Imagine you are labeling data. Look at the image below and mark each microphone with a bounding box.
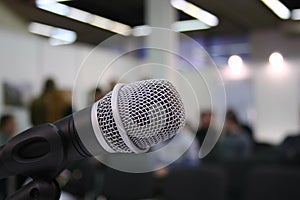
[0,79,185,179]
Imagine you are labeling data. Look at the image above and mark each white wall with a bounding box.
[252,61,300,143]
[0,27,140,132]
[250,30,300,143]
[222,61,300,144]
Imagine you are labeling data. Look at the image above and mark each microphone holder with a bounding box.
[0,120,89,200]
[6,179,61,200]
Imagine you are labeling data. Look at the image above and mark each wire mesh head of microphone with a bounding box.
[94,79,186,153]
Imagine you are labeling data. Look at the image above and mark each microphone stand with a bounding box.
[0,119,91,200]
[6,179,61,200]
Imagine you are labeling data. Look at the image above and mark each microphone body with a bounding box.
[0,79,185,179]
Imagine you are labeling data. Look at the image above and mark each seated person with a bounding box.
[216,110,252,161]
[279,132,300,165]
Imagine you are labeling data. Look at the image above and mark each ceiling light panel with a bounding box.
[28,22,77,45]
[291,9,300,20]
[36,0,132,36]
[171,0,219,27]
[261,0,291,19]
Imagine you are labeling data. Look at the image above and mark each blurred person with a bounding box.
[30,78,69,125]
[279,134,300,165]
[0,114,15,145]
[216,110,253,161]
[30,79,54,125]
[94,87,104,102]
[170,123,200,168]
[153,123,200,179]
[0,114,16,199]
[88,87,104,104]
[108,80,118,92]
[241,123,255,144]
[196,110,217,146]
[279,109,300,165]
[152,123,200,198]
[196,110,220,162]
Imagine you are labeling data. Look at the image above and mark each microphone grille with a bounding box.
[118,79,185,151]
[96,92,132,153]
[96,79,185,153]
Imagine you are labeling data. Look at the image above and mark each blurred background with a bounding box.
[0,0,300,199]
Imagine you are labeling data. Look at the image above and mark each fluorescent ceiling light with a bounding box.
[261,0,290,19]
[132,20,210,37]
[28,22,53,37]
[28,22,77,45]
[36,0,69,16]
[110,22,132,36]
[291,9,300,20]
[172,20,210,32]
[36,0,131,36]
[49,38,73,46]
[89,16,131,36]
[132,25,152,36]
[51,26,76,42]
[171,0,219,27]
[68,7,93,23]
[90,16,112,29]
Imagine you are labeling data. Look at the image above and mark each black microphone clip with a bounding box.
[0,115,90,180]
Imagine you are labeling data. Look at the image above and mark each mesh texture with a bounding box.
[96,92,131,153]
[96,79,185,153]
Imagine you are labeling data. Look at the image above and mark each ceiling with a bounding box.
[3,0,300,45]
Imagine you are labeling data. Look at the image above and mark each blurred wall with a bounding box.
[0,2,140,132]
[250,30,300,143]
[0,2,299,144]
